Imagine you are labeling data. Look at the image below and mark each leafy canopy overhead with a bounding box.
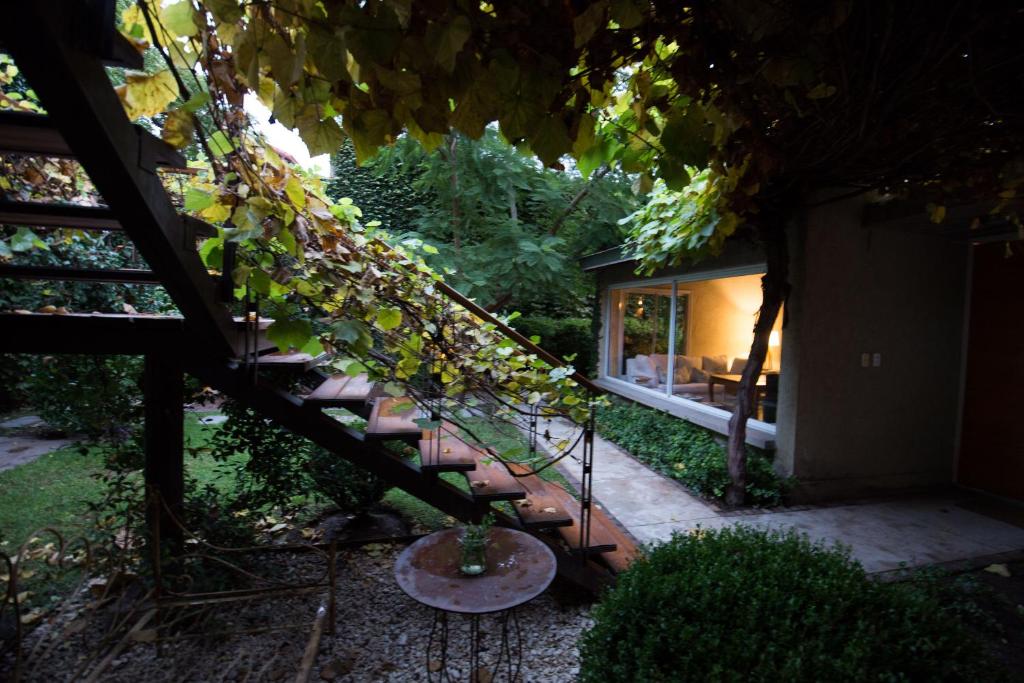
[127,0,1022,273]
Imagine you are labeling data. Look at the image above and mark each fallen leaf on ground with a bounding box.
[20,609,43,625]
[984,563,1011,578]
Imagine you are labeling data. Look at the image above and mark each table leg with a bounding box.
[708,377,714,402]
[491,610,524,679]
[427,609,452,682]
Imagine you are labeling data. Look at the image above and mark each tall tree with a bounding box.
[332,129,634,314]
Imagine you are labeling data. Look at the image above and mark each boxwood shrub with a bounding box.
[596,397,785,505]
[580,526,1002,682]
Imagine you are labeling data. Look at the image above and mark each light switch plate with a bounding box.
[861,353,870,368]
[872,352,882,367]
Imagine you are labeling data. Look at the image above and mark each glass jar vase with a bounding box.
[459,534,487,576]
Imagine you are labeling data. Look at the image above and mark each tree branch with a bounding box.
[548,165,611,235]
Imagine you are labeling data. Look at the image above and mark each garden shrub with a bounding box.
[19,355,144,439]
[309,449,388,512]
[208,399,386,514]
[580,526,1003,683]
[512,315,598,375]
[596,397,785,505]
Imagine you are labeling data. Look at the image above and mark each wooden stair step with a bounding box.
[506,464,574,530]
[0,264,161,284]
[302,373,375,407]
[0,201,218,242]
[462,447,527,502]
[0,200,119,230]
[365,397,425,441]
[418,435,478,473]
[0,111,187,168]
[253,351,328,371]
[544,483,624,557]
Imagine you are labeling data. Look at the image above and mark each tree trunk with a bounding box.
[724,220,789,506]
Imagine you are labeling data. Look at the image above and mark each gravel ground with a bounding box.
[10,543,592,682]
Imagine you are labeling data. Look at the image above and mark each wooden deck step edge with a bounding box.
[544,483,621,556]
[302,373,375,406]
[251,351,329,371]
[364,396,425,440]
[506,463,574,529]
[461,445,527,502]
[417,435,477,473]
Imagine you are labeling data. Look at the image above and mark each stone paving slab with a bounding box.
[0,435,74,472]
[539,417,1024,574]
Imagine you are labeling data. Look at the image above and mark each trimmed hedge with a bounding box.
[596,397,785,505]
[511,315,597,376]
[580,526,1002,682]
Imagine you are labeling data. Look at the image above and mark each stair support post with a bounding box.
[144,354,185,569]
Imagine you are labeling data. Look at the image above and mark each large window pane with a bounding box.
[607,284,672,388]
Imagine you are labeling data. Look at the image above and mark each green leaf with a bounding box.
[161,1,198,38]
[182,90,211,114]
[184,188,215,211]
[529,116,572,166]
[610,0,644,29]
[307,25,350,82]
[0,240,10,258]
[376,306,402,331]
[11,227,47,252]
[267,318,313,352]
[428,15,471,73]
[660,107,711,168]
[658,157,691,191]
[297,109,346,157]
[574,1,608,47]
[208,130,235,157]
[422,244,439,254]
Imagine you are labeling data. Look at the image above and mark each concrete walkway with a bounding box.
[0,415,73,473]
[541,418,1024,574]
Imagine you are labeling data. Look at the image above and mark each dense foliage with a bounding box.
[324,140,423,237]
[596,398,785,505]
[511,316,598,377]
[580,526,1003,682]
[356,130,633,312]
[207,399,387,513]
[19,355,143,439]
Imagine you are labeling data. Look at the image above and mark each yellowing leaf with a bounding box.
[115,70,179,121]
[201,201,232,224]
[806,83,837,99]
[161,108,194,148]
[930,204,946,224]
[284,176,306,208]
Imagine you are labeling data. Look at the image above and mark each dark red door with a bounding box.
[958,241,1024,501]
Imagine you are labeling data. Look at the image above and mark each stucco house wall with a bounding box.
[781,196,969,500]
[587,195,970,502]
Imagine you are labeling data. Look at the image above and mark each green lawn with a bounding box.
[0,412,577,546]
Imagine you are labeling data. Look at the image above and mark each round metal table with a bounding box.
[394,527,557,682]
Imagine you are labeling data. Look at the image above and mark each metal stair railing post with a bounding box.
[579,394,596,564]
